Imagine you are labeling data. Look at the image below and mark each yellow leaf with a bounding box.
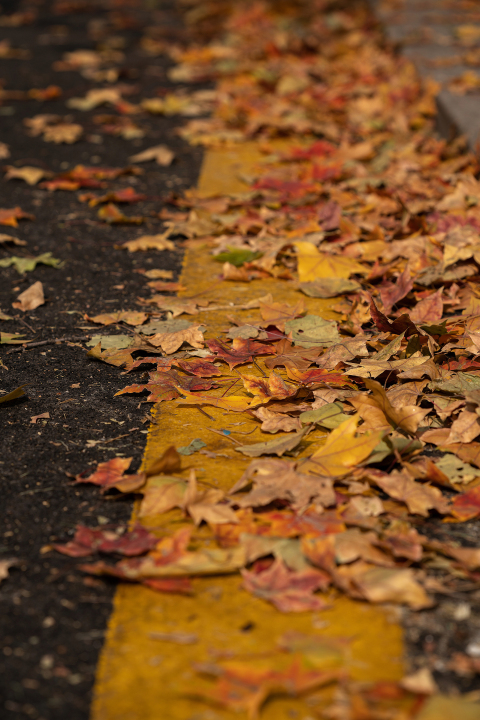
[295,241,367,282]
[302,414,383,477]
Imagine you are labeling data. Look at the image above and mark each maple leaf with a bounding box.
[240,370,296,405]
[80,187,147,206]
[129,144,175,166]
[236,428,309,458]
[54,523,158,558]
[148,325,205,354]
[191,655,342,719]
[410,288,444,324]
[98,203,144,224]
[241,559,329,612]
[450,485,480,521]
[4,165,51,185]
[372,470,450,516]
[86,311,147,326]
[146,296,198,317]
[0,207,34,227]
[12,281,44,311]
[446,409,480,444]
[340,563,433,610]
[258,295,305,331]
[43,122,83,143]
[284,315,340,348]
[264,339,320,371]
[75,457,145,493]
[231,457,335,511]
[362,379,430,435]
[207,338,275,369]
[302,415,383,477]
[285,366,356,387]
[117,234,175,252]
[174,358,221,377]
[87,342,140,369]
[117,369,218,403]
[252,406,302,433]
[369,296,418,336]
[379,267,413,314]
[295,241,367,281]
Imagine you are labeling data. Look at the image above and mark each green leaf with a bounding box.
[86,335,133,350]
[0,252,63,274]
[284,315,339,348]
[177,438,207,455]
[428,372,480,395]
[0,332,26,344]
[0,385,26,405]
[300,403,348,429]
[235,428,308,458]
[138,319,193,336]
[214,248,262,267]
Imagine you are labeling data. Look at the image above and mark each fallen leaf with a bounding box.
[0,252,62,274]
[410,288,444,324]
[4,165,51,185]
[98,203,144,224]
[149,324,205,354]
[0,233,26,246]
[0,386,26,404]
[241,559,329,612]
[284,315,340,348]
[298,278,361,298]
[264,339,321,371]
[363,379,430,435]
[75,457,145,493]
[87,311,147,326]
[129,144,175,166]
[400,667,437,695]
[231,457,335,511]
[295,241,367,281]
[54,523,158,558]
[30,412,50,424]
[12,281,44,311]
[450,485,480,521]
[372,470,449,516]
[240,370,296,406]
[0,558,16,584]
[235,428,309,458]
[252,406,302,433]
[302,415,383,477]
[119,232,171,251]
[207,338,275,369]
[0,207,34,227]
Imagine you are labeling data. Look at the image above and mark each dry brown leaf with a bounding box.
[129,144,175,166]
[118,234,175,252]
[149,325,204,354]
[252,406,302,433]
[4,165,51,185]
[231,457,335,511]
[372,470,450,516]
[12,281,44,311]
[302,415,383,477]
[363,379,430,435]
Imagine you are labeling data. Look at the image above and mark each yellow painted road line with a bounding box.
[91,143,404,720]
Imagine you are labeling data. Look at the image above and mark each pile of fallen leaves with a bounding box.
[22,0,480,715]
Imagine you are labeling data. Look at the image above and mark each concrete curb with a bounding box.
[369,0,480,150]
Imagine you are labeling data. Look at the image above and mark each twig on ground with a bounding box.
[5,336,92,354]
